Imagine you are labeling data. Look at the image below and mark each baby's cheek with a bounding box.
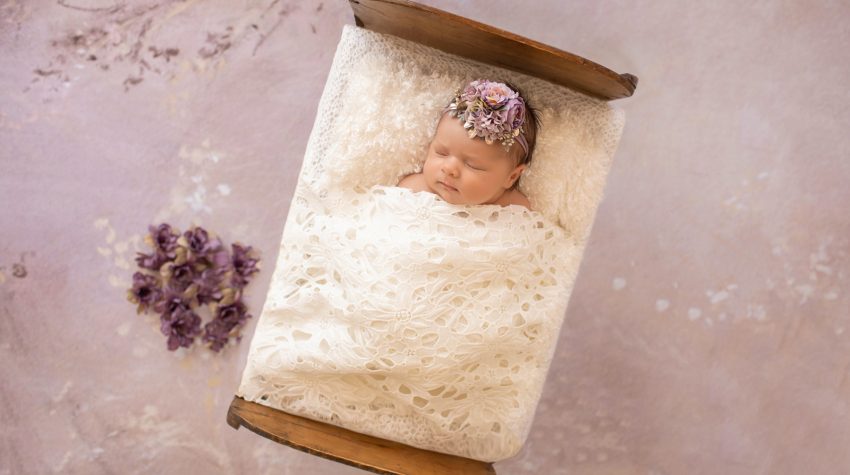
[472,174,494,189]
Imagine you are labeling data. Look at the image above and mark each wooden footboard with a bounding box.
[226,396,497,475]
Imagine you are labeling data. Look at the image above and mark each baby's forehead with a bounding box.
[432,128,518,163]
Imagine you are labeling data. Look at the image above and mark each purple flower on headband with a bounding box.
[506,100,526,130]
[480,81,517,108]
[449,79,526,151]
[461,81,481,102]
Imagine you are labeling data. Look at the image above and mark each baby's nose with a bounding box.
[442,157,460,176]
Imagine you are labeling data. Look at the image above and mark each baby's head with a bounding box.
[423,79,541,206]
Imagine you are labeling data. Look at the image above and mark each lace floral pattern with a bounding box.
[238,186,581,461]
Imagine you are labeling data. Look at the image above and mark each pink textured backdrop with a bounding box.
[1,1,848,474]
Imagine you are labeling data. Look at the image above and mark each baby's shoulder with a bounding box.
[497,189,532,210]
[397,172,428,192]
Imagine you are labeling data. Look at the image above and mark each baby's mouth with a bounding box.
[438,181,458,192]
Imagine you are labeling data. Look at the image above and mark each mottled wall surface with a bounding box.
[1,1,848,474]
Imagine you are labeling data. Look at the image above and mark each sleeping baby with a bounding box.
[398,79,541,210]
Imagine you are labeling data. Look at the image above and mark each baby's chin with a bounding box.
[440,195,468,205]
[427,178,487,205]
[437,189,485,206]
[430,182,467,205]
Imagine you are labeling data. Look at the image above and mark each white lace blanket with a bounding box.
[237,185,581,461]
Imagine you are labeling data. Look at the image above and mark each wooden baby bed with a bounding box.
[226,1,637,474]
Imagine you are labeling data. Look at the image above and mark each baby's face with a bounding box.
[422,114,525,206]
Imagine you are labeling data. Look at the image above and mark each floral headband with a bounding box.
[443,79,529,159]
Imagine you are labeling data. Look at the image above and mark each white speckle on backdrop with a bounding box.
[116,322,132,337]
[688,307,702,321]
[51,381,73,403]
[745,304,767,322]
[612,277,626,290]
[795,284,815,304]
[132,346,149,358]
[154,139,229,223]
[94,217,140,288]
[708,289,730,304]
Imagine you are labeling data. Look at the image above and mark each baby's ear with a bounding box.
[506,163,526,187]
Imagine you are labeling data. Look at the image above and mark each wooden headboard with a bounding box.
[349,0,638,101]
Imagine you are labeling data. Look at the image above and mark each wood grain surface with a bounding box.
[227,396,497,475]
[349,0,638,100]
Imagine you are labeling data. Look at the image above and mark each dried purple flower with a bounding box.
[202,319,231,352]
[128,221,260,354]
[151,223,180,255]
[134,251,168,271]
[135,223,181,271]
[127,271,162,314]
[217,300,252,326]
[153,288,192,321]
[182,226,224,261]
[230,243,260,288]
[162,261,196,293]
[160,308,202,351]
[216,286,242,308]
[203,300,252,352]
[208,247,232,271]
[192,267,224,305]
